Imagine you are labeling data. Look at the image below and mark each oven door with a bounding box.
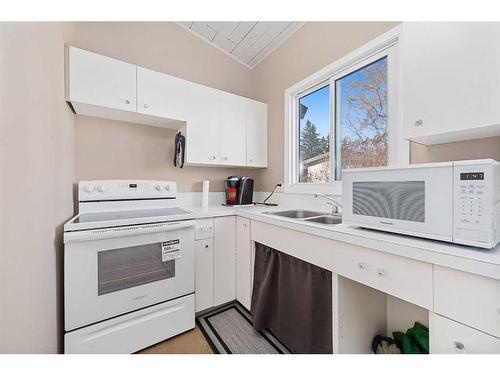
[64,220,195,331]
[342,164,453,242]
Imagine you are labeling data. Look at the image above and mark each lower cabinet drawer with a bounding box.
[434,266,500,338]
[65,294,195,353]
[195,219,214,240]
[333,242,433,309]
[431,313,500,354]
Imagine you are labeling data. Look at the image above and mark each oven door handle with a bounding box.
[64,220,195,243]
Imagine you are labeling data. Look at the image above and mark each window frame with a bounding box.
[284,26,405,195]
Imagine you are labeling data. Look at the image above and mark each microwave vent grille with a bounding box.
[352,181,425,223]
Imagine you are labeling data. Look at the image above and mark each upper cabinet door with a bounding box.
[136,67,188,121]
[401,23,500,140]
[185,83,220,164]
[219,92,247,166]
[246,100,268,167]
[66,46,136,112]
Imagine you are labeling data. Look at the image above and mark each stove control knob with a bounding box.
[96,185,106,193]
[83,185,95,193]
[164,185,170,191]
[155,185,162,191]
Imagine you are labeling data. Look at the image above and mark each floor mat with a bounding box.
[196,302,291,354]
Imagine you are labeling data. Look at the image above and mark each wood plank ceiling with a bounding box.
[178,22,303,68]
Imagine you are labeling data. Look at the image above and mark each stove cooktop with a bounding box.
[64,207,194,232]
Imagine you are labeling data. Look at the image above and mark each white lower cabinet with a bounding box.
[214,216,237,305]
[195,238,214,312]
[194,217,237,312]
[236,217,252,310]
[434,265,500,338]
[431,313,500,354]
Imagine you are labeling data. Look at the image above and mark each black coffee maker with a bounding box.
[225,176,254,206]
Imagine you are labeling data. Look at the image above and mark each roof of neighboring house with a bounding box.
[302,152,329,166]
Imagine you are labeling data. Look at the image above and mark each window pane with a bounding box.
[335,57,387,179]
[298,85,330,183]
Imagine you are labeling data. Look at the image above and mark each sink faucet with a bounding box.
[313,193,342,215]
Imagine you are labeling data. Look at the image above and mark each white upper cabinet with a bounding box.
[219,92,247,166]
[246,99,268,167]
[184,83,220,165]
[136,66,187,121]
[401,23,500,144]
[183,87,268,168]
[66,46,136,112]
[66,46,268,167]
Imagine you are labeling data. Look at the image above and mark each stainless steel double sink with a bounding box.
[264,209,342,226]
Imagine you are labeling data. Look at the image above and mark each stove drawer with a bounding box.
[65,294,195,353]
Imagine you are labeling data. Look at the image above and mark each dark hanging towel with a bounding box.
[251,242,333,354]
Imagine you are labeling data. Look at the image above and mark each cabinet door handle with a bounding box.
[453,341,465,353]
[358,262,368,270]
[205,244,209,248]
[249,158,254,163]
[144,104,149,108]
[125,99,130,104]
[376,268,385,277]
[414,119,423,127]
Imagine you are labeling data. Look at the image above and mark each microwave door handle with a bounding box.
[64,220,195,243]
[164,221,194,231]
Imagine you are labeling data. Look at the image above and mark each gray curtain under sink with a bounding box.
[251,242,333,354]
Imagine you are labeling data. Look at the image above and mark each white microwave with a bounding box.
[342,159,500,249]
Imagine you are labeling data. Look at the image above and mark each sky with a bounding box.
[299,85,330,138]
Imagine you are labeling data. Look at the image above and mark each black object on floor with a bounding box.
[196,302,290,354]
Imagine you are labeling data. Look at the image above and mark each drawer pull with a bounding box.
[453,341,465,353]
[358,262,368,270]
[376,269,385,277]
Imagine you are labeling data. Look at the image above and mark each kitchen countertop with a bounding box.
[186,204,500,281]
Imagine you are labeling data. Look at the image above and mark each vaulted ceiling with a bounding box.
[178,22,304,69]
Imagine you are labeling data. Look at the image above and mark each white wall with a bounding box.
[0,22,75,353]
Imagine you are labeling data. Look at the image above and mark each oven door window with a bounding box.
[97,243,175,296]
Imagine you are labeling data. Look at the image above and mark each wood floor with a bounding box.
[137,325,214,354]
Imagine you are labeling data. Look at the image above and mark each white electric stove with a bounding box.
[63,180,195,354]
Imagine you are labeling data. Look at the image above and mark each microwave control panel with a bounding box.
[453,162,494,247]
[457,174,485,225]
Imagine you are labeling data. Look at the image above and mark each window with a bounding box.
[284,32,401,194]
